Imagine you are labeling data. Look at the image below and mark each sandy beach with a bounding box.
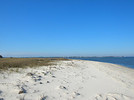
[0,60,134,100]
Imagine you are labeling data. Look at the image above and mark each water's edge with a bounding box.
[65,57,134,69]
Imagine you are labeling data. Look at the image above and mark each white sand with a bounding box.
[0,60,134,100]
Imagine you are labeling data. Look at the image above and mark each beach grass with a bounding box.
[0,58,68,71]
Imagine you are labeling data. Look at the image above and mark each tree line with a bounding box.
[0,55,3,58]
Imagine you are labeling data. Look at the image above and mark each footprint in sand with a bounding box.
[56,85,68,90]
[59,85,67,90]
[0,90,2,94]
[93,93,134,100]
[71,92,81,99]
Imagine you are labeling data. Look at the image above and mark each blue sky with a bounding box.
[0,0,134,57]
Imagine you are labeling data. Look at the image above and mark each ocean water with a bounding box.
[67,57,134,69]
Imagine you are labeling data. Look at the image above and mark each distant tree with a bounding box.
[0,55,3,58]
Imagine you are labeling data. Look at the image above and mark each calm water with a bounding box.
[66,57,134,69]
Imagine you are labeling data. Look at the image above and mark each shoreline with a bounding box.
[72,59,134,71]
[68,57,134,69]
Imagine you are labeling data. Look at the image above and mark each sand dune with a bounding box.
[0,60,134,100]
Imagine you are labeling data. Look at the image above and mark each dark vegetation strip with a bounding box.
[0,58,69,70]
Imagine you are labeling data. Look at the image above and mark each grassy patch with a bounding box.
[0,58,69,71]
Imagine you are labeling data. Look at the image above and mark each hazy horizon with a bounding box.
[2,52,134,57]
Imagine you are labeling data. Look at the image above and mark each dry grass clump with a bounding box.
[0,58,68,71]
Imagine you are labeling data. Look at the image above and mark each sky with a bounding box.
[0,0,134,57]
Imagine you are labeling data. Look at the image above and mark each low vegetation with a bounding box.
[0,58,68,71]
